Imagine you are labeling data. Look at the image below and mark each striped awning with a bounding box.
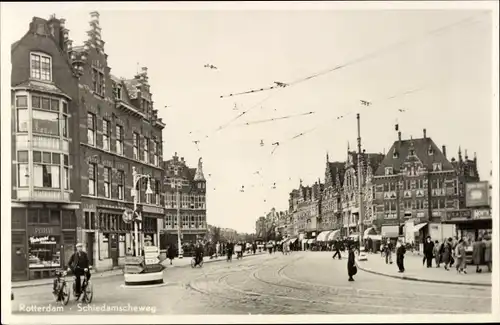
[316,230,333,242]
[289,238,297,244]
[306,239,316,244]
[326,230,341,241]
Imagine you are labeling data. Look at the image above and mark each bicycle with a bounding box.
[52,270,70,305]
[191,256,204,268]
[71,267,93,303]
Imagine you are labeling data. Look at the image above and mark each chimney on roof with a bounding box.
[423,129,427,139]
[442,145,447,159]
[398,131,401,142]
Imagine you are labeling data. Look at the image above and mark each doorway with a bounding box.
[86,232,95,266]
[12,233,27,281]
[109,233,119,267]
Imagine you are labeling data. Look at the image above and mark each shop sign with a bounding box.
[29,236,57,244]
[465,181,489,208]
[473,209,491,220]
[29,226,59,235]
[142,205,164,214]
[445,210,472,220]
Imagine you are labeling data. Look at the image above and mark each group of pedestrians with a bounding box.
[425,235,492,274]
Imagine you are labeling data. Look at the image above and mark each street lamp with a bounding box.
[131,166,153,257]
[170,179,183,259]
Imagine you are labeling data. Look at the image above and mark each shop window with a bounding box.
[39,209,49,223]
[119,234,125,257]
[50,210,60,225]
[62,210,76,229]
[28,235,60,269]
[100,233,109,259]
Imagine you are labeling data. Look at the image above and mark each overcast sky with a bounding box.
[1,3,495,233]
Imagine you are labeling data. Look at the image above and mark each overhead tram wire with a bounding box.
[232,111,316,128]
[266,84,428,157]
[218,12,488,99]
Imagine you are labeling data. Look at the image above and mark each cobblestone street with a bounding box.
[11,252,491,315]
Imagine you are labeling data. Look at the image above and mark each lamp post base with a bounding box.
[124,272,164,286]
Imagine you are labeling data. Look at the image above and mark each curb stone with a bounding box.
[356,262,492,287]
[12,252,266,289]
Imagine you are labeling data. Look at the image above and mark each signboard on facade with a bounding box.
[465,181,489,208]
[473,209,491,220]
[445,209,472,221]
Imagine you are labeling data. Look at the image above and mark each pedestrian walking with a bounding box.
[332,240,342,260]
[433,240,441,267]
[166,245,176,265]
[472,237,485,273]
[347,245,357,282]
[380,242,385,257]
[484,235,492,272]
[442,237,453,271]
[396,239,406,273]
[455,239,467,274]
[384,239,393,264]
[423,236,434,268]
[227,241,234,262]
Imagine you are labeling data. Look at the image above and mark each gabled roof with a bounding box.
[374,137,454,176]
[327,161,345,186]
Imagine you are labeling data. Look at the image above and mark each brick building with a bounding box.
[288,180,322,247]
[11,15,81,281]
[318,156,344,240]
[255,216,266,241]
[372,129,480,243]
[72,12,165,271]
[161,154,207,247]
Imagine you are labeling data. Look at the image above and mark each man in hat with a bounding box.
[67,243,90,300]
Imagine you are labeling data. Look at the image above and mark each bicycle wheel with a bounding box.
[198,260,204,268]
[191,258,196,268]
[83,280,93,303]
[61,282,70,305]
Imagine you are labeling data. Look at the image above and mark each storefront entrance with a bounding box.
[109,233,119,267]
[12,233,28,281]
[86,232,95,266]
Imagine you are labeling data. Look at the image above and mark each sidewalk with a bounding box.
[356,252,492,287]
[12,252,265,289]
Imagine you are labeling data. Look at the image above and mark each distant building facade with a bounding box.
[162,154,207,247]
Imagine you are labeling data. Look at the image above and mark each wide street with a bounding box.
[11,251,491,315]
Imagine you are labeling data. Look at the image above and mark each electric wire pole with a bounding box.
[357,113,365,251]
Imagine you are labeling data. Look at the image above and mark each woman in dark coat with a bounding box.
[347,245,357,282]
[442,238,453,270]
[484,235,492,272]
[423,236,434,268]
[166,245,176,265]
[472,238,485,273]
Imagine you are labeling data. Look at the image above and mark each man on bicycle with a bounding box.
[194,241,204,266]
[67,243,90,300]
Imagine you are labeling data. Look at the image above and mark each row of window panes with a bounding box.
[31,53,51,81]
[16,95,69,137]
[17,151,69,189]
[27,209,76,228]
[88,113,161,164]
[88,163,161,204]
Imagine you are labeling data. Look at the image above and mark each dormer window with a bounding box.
[409,149,415,156]
[428,145,434,155]
[114,83,122,100]
[393,150,399,159]
[30,52,52,81]
[433,163,442,171]
[385,167,393,175]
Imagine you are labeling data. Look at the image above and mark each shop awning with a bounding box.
[306,239,315,244]
[366,234,382,241]
[289,238,297,243]
[381,225,399,238]
[364,227,376,237]
[413,223,428,233]
[326,230,341,241]
[316,230,333,242]
[348,233,359,240]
